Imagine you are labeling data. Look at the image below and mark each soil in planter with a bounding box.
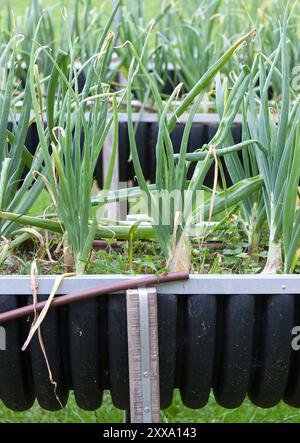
[0,217,270,276]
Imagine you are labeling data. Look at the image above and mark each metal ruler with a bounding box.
[126,287,160,423]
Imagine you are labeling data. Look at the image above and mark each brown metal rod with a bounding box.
[93,240,226,250]
[92,240,123,249]
[0,272,189,324]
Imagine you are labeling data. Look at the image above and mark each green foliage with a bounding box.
[126,32,261,270]
[243,4,300,272]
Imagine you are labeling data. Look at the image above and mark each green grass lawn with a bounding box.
[1,391,300,423]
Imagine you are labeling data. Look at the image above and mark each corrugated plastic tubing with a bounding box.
[1,281,300,411]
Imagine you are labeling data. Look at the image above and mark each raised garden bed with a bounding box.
[111,113,242,186]
[10,112,242,188]
[0,275,299,412]
[2,0,300,425]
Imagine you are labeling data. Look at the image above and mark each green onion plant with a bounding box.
[0,35,44,262]
[26,13,120,274]
[126,30,262,272]
[244,7,300,272]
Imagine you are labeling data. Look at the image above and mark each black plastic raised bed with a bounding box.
[0,275,299,413]
[11,112,242,189]
[101,113,242,187]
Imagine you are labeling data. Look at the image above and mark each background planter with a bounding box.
[0,275,299,412]
[97,113,242,188]
[10,113,242,188]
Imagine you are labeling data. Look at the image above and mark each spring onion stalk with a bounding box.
[161,1,222,92]
[126,33,262,271]
[0,174,263,243]
[117,1,172,104]
[244,5,300,273]
[0,35,44,246]
[17,0,55,79]
[214,71,266,253]
[29,13,119,274]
